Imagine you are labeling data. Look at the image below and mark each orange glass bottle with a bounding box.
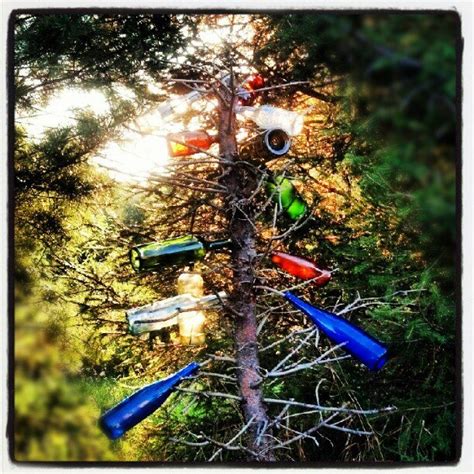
[271,251,331,286]
[167,130,216,157]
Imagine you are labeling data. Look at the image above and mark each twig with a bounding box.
[200,432,257,458]
[321,423,373,436]
[169,437,210,447]
[206,354,237,364]
[267,342,349,377]
[278,423,320,447]
[270,328,318,373]
[260,327,314,353]
[235,81,310,96]
[254,285,284,297]
[200,371,237,382]
[263,411,341,453]
[263,398,397,416]
[176,387,241,401]
[208,415,257,461]
[269,213,314,241]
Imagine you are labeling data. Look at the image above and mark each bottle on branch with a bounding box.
[284,292,388,371]
[157,90,203,122]
[236,73,265,106]
[237,104,305,136]
[129,235,232,272]
[166,130,217,157]
[262,129,292,157]
[266,175,308,221]
[127,291,228,335]
[271,251,331,286]
[99,362,200,439]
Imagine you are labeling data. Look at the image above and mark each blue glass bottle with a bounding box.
[100,362,200,439]
[284,292,388,371]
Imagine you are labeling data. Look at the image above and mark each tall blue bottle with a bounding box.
[100,362,200,439]
[284,292,388,371]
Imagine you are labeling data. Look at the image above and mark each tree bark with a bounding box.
[218,90,275,461]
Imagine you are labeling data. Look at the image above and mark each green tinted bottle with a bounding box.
[130,235,231,272]
[266,175,308,220]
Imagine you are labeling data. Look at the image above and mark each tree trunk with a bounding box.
[218,90,275,461]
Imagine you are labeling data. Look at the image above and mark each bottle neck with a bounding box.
[204,239,232,251]
[207,133,218,144]
[197,291,228,306]
[235,105,256,115]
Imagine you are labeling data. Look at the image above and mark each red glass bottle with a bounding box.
[167,130,216,157]
[271,251,331,286]
[238,74,265,106]
[246,74,265,90]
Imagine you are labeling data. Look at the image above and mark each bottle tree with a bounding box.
[114,28,400,460]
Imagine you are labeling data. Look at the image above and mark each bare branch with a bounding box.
[200,371,237,382]
[169,437,210,447]
[260,327,314,353]
[176,387,241,402]
[267,342,349,377]
[235,81,310,96]
[263,398,397,416]
[270,328,318,373]
[322,423,373,436]
[208,415,257,461]
[176,388,396,416]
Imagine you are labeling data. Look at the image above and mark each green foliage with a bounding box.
[14,13,189,108]
[14,230,120,461]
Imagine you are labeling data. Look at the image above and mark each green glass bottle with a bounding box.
[266,175,308,220]
[130,235,231,272]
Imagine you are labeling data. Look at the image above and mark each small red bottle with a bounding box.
[167,130,216,157]
[238,74,265,106]
[246,74,265,90]
[271,251,331,286]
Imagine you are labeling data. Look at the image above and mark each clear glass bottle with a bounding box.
[127,292,228,335]
[237,105,305,136]
[262,128,292,156]
[157,90,202,122]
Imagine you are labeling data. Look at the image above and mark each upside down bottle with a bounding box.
[99,362,200,439]
[271,251,331,286]
[129,235,232,272]
[266,175,308,221]
[284,292,388,371]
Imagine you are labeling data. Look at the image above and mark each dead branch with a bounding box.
[267,343,349,378]
[208,415,257,461]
